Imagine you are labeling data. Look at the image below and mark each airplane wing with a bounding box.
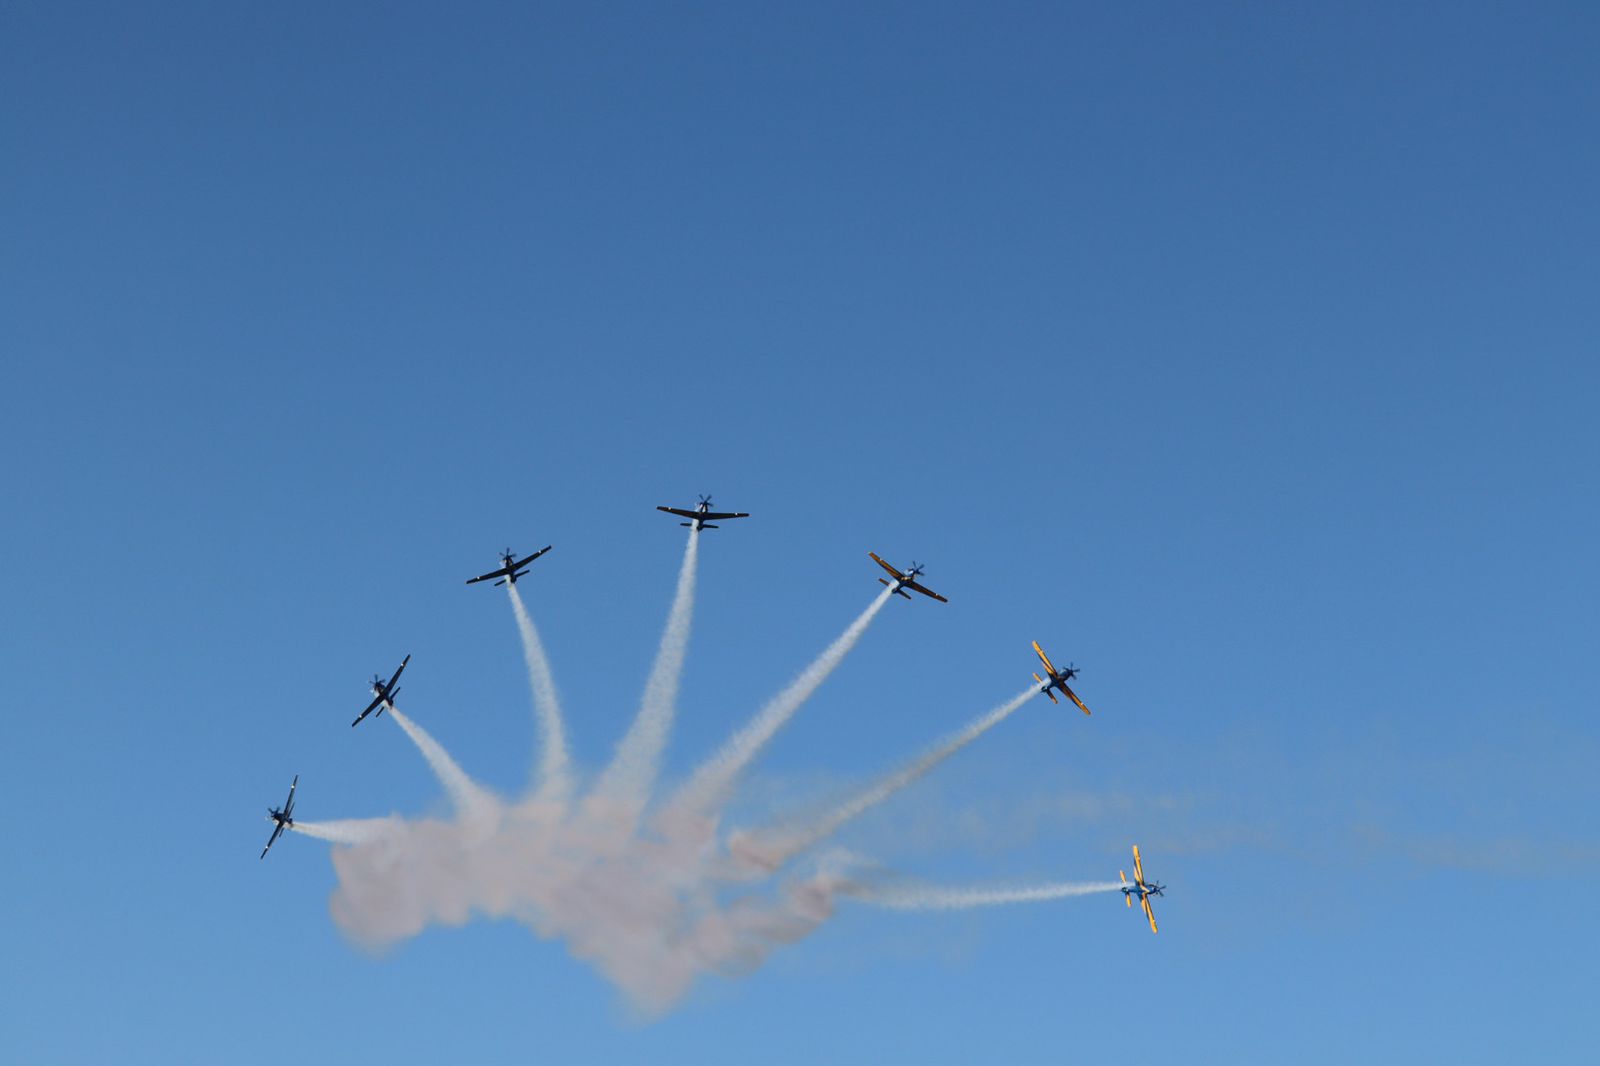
[700,511,748,522]
[1141,894,1159,933]
[385,655,411,691]
[512,545,552,569]
[466,564,512,584]
[283,776,298,819]
[1132,845,1144,885]
[1058,681,1091,715]
[657,506,698,520]
[868,552,905,581]
[1032,640,1057,675]
[903,579,949,604]
[352,695,384,727]
[260,821,284,860]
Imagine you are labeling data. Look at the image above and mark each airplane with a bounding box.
[260,775,298,859]
[352,654,410,727]
[868,552,948,603]
[465,545,552,587]
[657,495,749,532]
[1031,640,1091,715]
[1120,844,1165,933]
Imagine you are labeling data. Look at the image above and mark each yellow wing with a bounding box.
[1032,640,1057,675]
[1059,681,1091,716]
[1142,894,1158,933]
[868,552,904,580]
[1132,845,1144,885]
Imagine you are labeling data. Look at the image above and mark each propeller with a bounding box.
[699,494,713,507]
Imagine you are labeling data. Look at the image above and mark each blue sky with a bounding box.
[3,2,1597,1061]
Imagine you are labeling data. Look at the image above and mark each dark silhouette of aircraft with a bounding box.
[260,775,297,859]
[868,553,948,603]
[1120,844,1165,933]
[1031,640,1090,714]
[657,495,749,531]
[352,654,410,727]
[466,545,552,587]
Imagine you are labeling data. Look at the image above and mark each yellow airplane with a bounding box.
[1120,844,1164,933]
[1031,640,1090,714]
[868,553,948,603]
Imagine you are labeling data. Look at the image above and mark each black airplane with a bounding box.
[466,545,552,587]
[868,552,948,603]
[260,775,298,859]
[352,654,410,727]
[657,495,749,532]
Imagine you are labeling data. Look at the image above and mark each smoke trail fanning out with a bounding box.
[507,583,570,800]
[856,880,1126,910]
[589,528,701,820]
[731,683,1041,870]
[309,552,1111,1017]
[664,585,896,821]
[386,707,494,820]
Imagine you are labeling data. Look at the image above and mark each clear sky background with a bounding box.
[3,2,1597,1062]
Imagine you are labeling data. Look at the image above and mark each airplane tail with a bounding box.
[1032,673,1058,703]
[1121,870,1132,906]
[494,578,508,587]
[702,524,718,530]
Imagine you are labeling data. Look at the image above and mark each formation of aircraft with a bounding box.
[352,654,410,727]
[657,495,749,532]
[1120,844,1164,933]
[466,545,552,587]
[1031,640,1090,714]
[259,775,297,859]
[261,495,1170,931]
[868,552,948,603]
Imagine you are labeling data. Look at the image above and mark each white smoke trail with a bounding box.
[663,586,896,822]
[587,528,700,818]
[507,583,570,801]
[307,547,1103,1017]
[387,707,496,821]
[731,683,1040,870]
[291,817,404,845]
[855,880,1125,910]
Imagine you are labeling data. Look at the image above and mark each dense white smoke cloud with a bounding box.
[307,549,1108,1015]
